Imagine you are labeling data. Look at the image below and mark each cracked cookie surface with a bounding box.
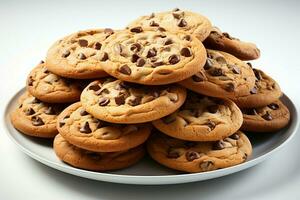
[127,9,212,41]
[46,29,114,79]
[101,28,206,85]
[203,27,260,60]
[241,100,290,132]
[80,78,187,123]
[232,68,282,108]
[153,92,243,141]
[57,102,151,152]
[147,131,252,173]
[27,62,83,103]
[54,134,145,171]
[10,92,65,138]
[179,49,256,98]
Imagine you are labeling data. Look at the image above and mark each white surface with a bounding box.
[0,0,300,199]
[5,89,298,185]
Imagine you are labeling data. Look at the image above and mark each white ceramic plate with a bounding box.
[3,88,299,185]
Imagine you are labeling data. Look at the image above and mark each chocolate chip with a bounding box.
[149,20,159,26]
[88,84,101,92]
[115,94,125,105]
[100,52,109,61]
[184,141,197,148]
[268,103,279,110]
[177,18,187,27]
[118,65,131,75]
[212,140,225,150]
[78,39,88,47]
[223,32,232,39]
[204,59,214,70]
[185,151,200,161]
[59,121,65,127]
[167,148,180,159]
[147,48,157,58]
[96,88,110,95]
[180,47,192,57]
[31,116,44,126]
[94,42,102,50]
[78,53,87,60]
[79,122,92,133]
[19,104,23,108]
[130,43,142,52]
[40,60,45,64]
[207,105,219,113]
[250,87,258,94]
[262,111,272,121]
[253,69,262,80]
[162,115,176,124]
[168,54,180,65]
[215,56,227,64]
[157,27,166,32]
[44,107,55,115]
[131,54,139,63]
[247,62,253,68]
[209,68,223,76]
[225,83,235,92]
[192,74,204,82]
[229,133,240,140]
[164,39,173,45]
[183,35,191,41]
[172,8,180,12]
[152,61,164,67]
[136,58,146,67]
[232,66,240,74]
[25,108,35,115]
[28,76,34,86]
[99,97,110,106]
[128,97,142,106]
[130,26,143,33]
[62,50,70,58]
[104,28,114,35]
[206,120,216,130]
[80,109,88,116]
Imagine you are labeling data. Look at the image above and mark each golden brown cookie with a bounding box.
[54,134,145,171]
[232,68,282,108]
[27,62,83,103]
[57,102,151,152]
[203,27,260,60]
[127,8,212,41]
[10,92,64,138]
[152,92,243,141]
[179,49,256,98]
[241,100,290,132]
[147,131,252,173]
[80,79,187,123]
[101,28,206,85]
[45,29,113,79]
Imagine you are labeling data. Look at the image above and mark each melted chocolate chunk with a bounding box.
[94,42,102,50]
[192,74,204,82]
[229,133,240,140]
[177,18,187,27]
[130,26,143,33]
[183,35,191,41]
[180,47,192,57]
[268,103,279,110]
[99,97,110,106]
[168,54,180,65]
[80,109,89,116]
[28,76,34,86]
[130,43,142,52]
[215,56,227,64]
[100,52,109,61]
[78,53,87,60]
[44,107,55,115]
[185,151,200,161]
[128,97,142,106]
[225,83,235,92]
[131,54,139,63]
[250,87,258,94]
[88,84,101,92]
[167,148,180,159]
[209,68,223,76]
[31,116,44,126]
[59,121,65,127]
[25,108,35,115]
[147,48,157,58]
[115,94,126,105]
[262,111,272,121]
[78,39,88,47]
[206,120,216,130]
[62,50,70,58]
[232,66,240,74]
[204,59,214,70]
[79,122,92,133]
[119,65,131,75]
[253,69,262,80]
[212,140,225,150]
[149,20,159,27]
[136,58,146,67]
[104,28,114,35]
[164,39,173,45]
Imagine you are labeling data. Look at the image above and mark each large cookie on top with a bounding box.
[80,78,187,123]
[101,28,206,85]
[46,29,114,79]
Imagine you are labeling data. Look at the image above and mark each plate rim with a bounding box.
[3,88,299,185]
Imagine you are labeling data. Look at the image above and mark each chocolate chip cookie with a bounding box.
[203,27,260,60]
[127,8,212,41]
[233,68,282,108]
[147,131,252,173]
[27,62,83,103]
[101,28,207,85]
[179,49,256,98]
[46,29,114,79]
[10,92,64,138]
[80,79,187,123]
[57,102,151,152]
[54,134,145,171]
[241,100,290,132]
[152,92,243,141]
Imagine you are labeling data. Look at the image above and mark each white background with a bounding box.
[1,0,300,199]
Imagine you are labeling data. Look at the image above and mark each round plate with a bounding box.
[3,88,299,185]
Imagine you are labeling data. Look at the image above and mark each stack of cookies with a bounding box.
[10,8,291,173]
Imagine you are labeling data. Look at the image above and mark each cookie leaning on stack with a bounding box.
[10,8,291,173]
